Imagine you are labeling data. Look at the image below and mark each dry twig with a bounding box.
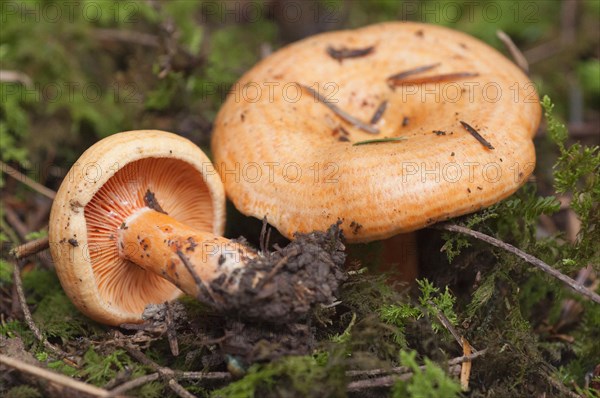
[107,368,232,396]
[256,248,299,290]
[428,300,463,347]
[122,343,197,398]
[4,206,29,240]
[0,161,56,200]
[460,337,473,392]
[346,349,488,379]
[10,237,50,260]
[12,260,73,359]
[93,28,160,47]
[542,372,582,398]
[496,30,529,73]
[165,301,179,356]
[436,224,600,304]
[176,249,218,304]
[347,374,399,391]
[346,351,487,392]
[370,100,388,124]
[0,70,33,86]
[388,72,478,86]
[7,226,54,270]
[0,354,107,397]
[107,373,159,397]
[386,63,441,82]
[168,379,197,398]
[297,83,380,134]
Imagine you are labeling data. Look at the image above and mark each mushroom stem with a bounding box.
[118,208,255,299]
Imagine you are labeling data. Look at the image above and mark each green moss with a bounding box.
[5,386,43,398]
[80,347,143,386]
[32,290,90,342]
[0,259,14,284]
[379,303,419,347]
[136,382,166,398]
[0,320,35,346]
[416,279,458,335]
[212,355,345,398]
[542,96,600,264]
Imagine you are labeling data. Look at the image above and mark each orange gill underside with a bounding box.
[84,157,214,314]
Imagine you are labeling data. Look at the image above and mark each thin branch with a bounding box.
[12,260,73,359]
[370,100,388,124]
[496,30,529,73]
[178,371,231,381]
[347,374,399,391]
[460,121,494,150]
[122,343,197,398]
[428,300,463,348]
[460,337,473,391]
[523,39,562,65]
[121,343,161,368]
[107,373,159,397]
[346,349,488,378]
[447,349,488,366]
[93,28,160,47]
[0,70,33,86]
[103,367,134,390]
[10,237,50,259]
[297,83,379,134]
[167,379,197,398]
[0,161,56,199]
[0,354,108,397]
[256,248,299,290]
[6,219,54,270]
[260,216,268,254]
[436,224,600,304]
[346,351,486,392]
[165,301,179,356]
[107,370,231,397]
[4,206,29,240]
[176,249,218,305]
[176,249,204,286]
[326,45,375,62]
[387,63,441,82]
[543,372,582,398]
[388,72,479,87]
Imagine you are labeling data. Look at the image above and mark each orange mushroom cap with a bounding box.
[212,22,541,243]
[49,130,225,325]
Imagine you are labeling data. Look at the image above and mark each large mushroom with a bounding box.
[211,22,540,243]
[49,130,345,326]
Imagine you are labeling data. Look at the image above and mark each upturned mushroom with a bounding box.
[48,131,246,325]
[211,22,540,243]
[49,130,345,326]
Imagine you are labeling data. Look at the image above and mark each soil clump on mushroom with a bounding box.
[210,222,347,324]
[217,223,346,361]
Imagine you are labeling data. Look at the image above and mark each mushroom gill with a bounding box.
[85,157,214,314]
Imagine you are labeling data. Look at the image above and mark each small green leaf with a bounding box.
[352,137,407,146]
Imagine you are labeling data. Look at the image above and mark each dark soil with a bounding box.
[211,222,347,324]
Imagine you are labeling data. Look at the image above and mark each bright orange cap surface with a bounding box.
[49,131,225,325]
[212,22,541,243]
